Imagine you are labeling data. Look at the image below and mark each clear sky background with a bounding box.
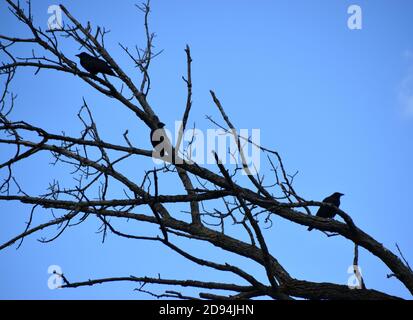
[0,0,412,299]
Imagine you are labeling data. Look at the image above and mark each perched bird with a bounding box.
[151,122,166,157]
[75,52,115,76]
[308,192,344,231]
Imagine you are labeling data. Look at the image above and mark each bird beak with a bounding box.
[75,54,80,57]
[339,193,345,196]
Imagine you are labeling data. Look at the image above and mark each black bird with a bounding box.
[151,122,166,157]
[75,52,115,76]
[308,192,344,231]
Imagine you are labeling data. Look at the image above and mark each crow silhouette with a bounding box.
[76,52,115,76]
[308,192,344,231]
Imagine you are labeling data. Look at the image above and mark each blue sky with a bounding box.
[0,0,412,299]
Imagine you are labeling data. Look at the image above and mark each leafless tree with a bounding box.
[0,0,412,300]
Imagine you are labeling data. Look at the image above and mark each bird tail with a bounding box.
[307,226,314,231]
